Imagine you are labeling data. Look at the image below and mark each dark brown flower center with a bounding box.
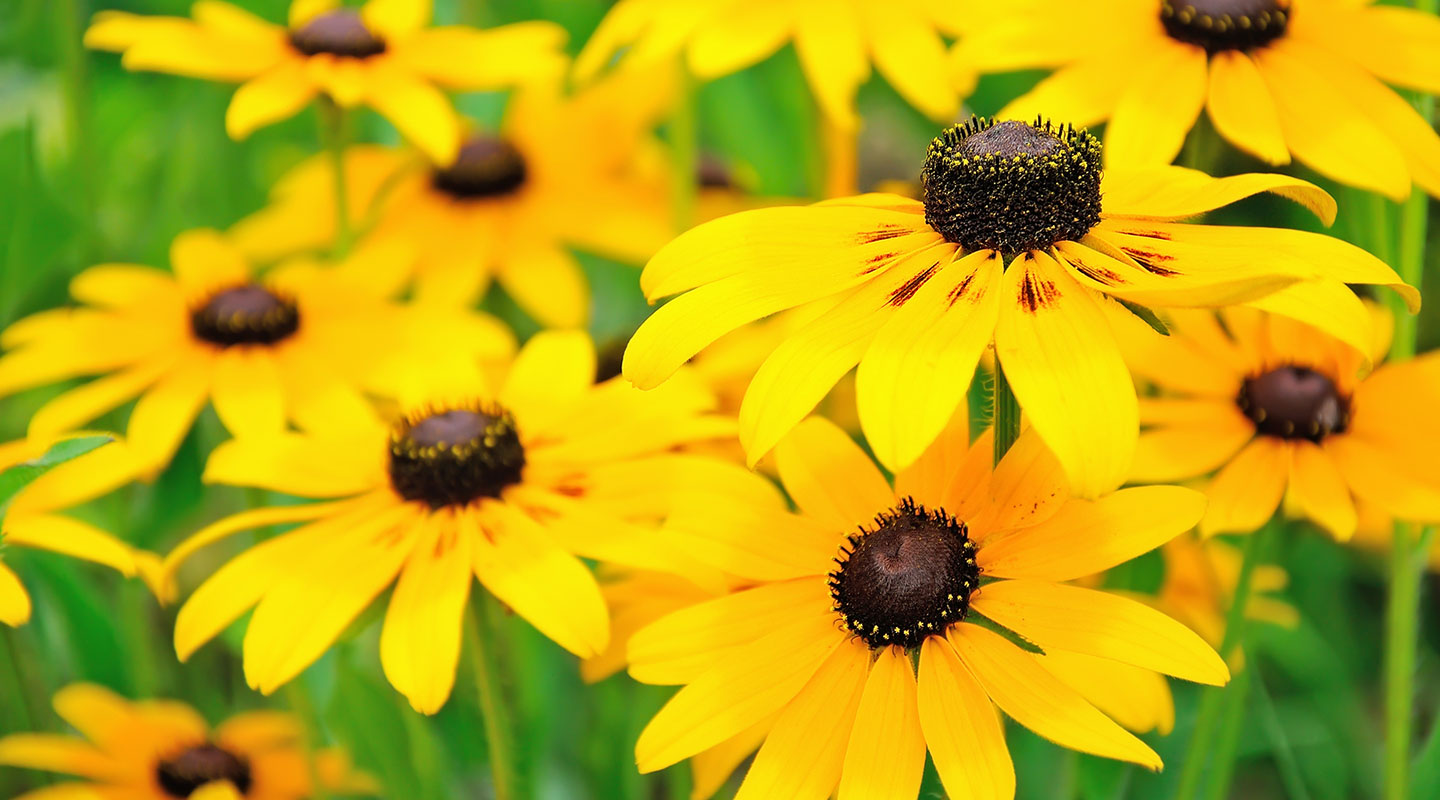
[431,136,529,199]
[922,117,1103,257]
[830,498,979,650]
[1160,0,1290,51]
[1237,365,1349,442]
[289,9,386,58]
[389,405,525,508]
[191,285,300,347]
[156,743,252,798]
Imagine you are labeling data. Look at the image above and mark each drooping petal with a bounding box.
[1286,440,1358,540]
[226,60,318,140]
[3,514,137,577]
[0,562,31,626]
[380,512,472,714]
[500,329,596,433]
[361,59,461,165]
[210,348,286,438]
[916,636,1014,800]
[1205,51,1289,166]
[1200,438,1290,536]
[1040,650,1175,735]
[837,646,927,800]
[792,2,869,129]
[1099,167,1334,224]
[685,3,793,78]
[1105,39,1208,168]
[773,416,894,532]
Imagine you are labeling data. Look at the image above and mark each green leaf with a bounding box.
[1117,298,1171,336]
[968,611,1047,655]
[0,435,113,521]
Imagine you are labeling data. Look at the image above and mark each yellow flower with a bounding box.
[0,231,514,475]
[84,0,567,164]
[1124,306,1440,539]
[0,435,155,627]
[1155,535,1299,652]
[623,116,1416,498]
[0,683,373,800]
[573,0,970,129]
[229,72,675,328]
[631,415,1225,798]
[963,0,1440,199]
[160,331,737,714]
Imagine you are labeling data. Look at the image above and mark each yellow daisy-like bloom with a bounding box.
[631,415,1226,798]
[0,231,513,475]
[963,0,1440,198]
[0,683,372,800]
[1154,535,1299,651]
[84,0,566,164]
[1125,306,1440,539]
[573,0,970,129]
[0,436,154,627]
[624,115,1416,497]
[160,331,737,714]
[229,72,674,328]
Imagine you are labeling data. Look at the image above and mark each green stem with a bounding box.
[1174,523,1271,800]
[1203,654,1255,800]
[0,627,35,734]
[466,593,521,800]
[283,682,332,800]
[669,62,698,233]
[992,364,1021,465]
[1254,665,1313,800]
[318,99,353,258]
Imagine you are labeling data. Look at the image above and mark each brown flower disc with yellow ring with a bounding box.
[190,284,300,347]
[388,404,526,508]
[155,743,253,798]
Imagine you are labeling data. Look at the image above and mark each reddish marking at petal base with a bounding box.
[889,264,939,306]
[858,224,913,244]
[1018,272,1061,313]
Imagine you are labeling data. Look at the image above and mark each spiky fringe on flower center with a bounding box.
[829,498,979,650]
[156,743,252,798]
[1160,0,1290,51]
[289,10,387,58]
[432,136,529,199]
[922,117,1103,257]
[388,403,525,508]
[191,285,300,347]
[1237,364,1349,442]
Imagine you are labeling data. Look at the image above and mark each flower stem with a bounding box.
[1203,650,1255,800]
[283,681,332,800]
[670,62,698,233]
[465,593,521,800]
[318,98,353,258]
[1174,523,1272,800]
[992,363,1021,465]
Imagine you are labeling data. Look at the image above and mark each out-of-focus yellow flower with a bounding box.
[0,683,374,799]
[84,0,567,164]
[623,115,1415,498]
[1125,306,1440,539]
[231,71,675,328]
[962,0,1440,199]
[1154,534,1300,655]
[0,231,514,475]
[161,332,742,715]
[0,436,154,628]
[574,0,973,130]
[630,414,1223,798]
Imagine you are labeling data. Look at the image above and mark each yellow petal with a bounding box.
[979,485,1207,582]
[1054,237,1298,310]
[0,734,111,778]
[0,562,31,626]
[948,623,1163,769]
[663,500,837,583]
[381,512,471,714]
[996,51,1128,128]
[189,781,244,800]
[1132,419,1255,483]
[204,432,383,497]
[1326,435,1440,524]
[1040,650,1175,735]
[916,636,1014,800]
[226,59,318,140]
[27,362,166,440]
[968,427,1069,536]
[500,330,596,432]
[361,59,459,165]
[857,250,1000,471]
[1205,51,1289,166]
[792,3,868,129]
[773,416,894,532]
[993,251,1136,498]
[210,347,286,439]
[1100,167,1334,224]
[863,6,956,120]
[52,683,135,746]
[494,244,589,329]
[393,22,567,89]
[1105,39,1208,168]
[1287,440,1358,540]
[69,264,177,308]
[1200,438,1290,536]
[685,3,792,78]
[732,639,870,800]
[360,0,431,39]
[972,580,1229,685]
[126,354,212,474]
[837,646,927,800]
[690,717,773,800]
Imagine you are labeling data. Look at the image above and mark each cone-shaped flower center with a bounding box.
[156,743,252,798]
[191,285,300,347]
[1160,0,1289,51]
[1237,365,1349,441]
[389,405,526,508]
[289,10,387,58]
[830,498,979,650]
[432,136,529,199]
[922,117,1103,257]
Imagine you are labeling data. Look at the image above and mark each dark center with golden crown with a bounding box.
[1236,365,1349,442]
[1160,0,1290,51]
[830,498,980,650]
[388,405,526,508]
[432,136,529,199]
[191,285,300,347]
[156,743,252,798]
[289,9,387,58]
[922,117,1103,257]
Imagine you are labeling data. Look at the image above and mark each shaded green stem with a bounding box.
[318,99,353,258]
[466,593,521,800]
[670,62,698,233]
[283,681,332,800]
[992,364,1021,465]
[1204,654,1255,800]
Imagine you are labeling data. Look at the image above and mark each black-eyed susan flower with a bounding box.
[623,116,1416,497]
[573,0,969,131]
[161,331,738,714]
[630,415,1226,798]
[0,683,373,800]
[1125,306,1440,539]
[0,231,514,475]
[84,0,566,165]
[962,0,1440,198]
[0,436,155,627]
[229,72,674,327]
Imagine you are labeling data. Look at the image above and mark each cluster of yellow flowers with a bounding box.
[1,1,1439,799]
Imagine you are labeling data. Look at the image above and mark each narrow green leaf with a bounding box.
[969,611,1047,655]
[0,435,113,520]
[1117,298,1170,336]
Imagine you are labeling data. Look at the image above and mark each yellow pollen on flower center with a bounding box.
[1160,0,1290,51]
[387,405,526,508]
